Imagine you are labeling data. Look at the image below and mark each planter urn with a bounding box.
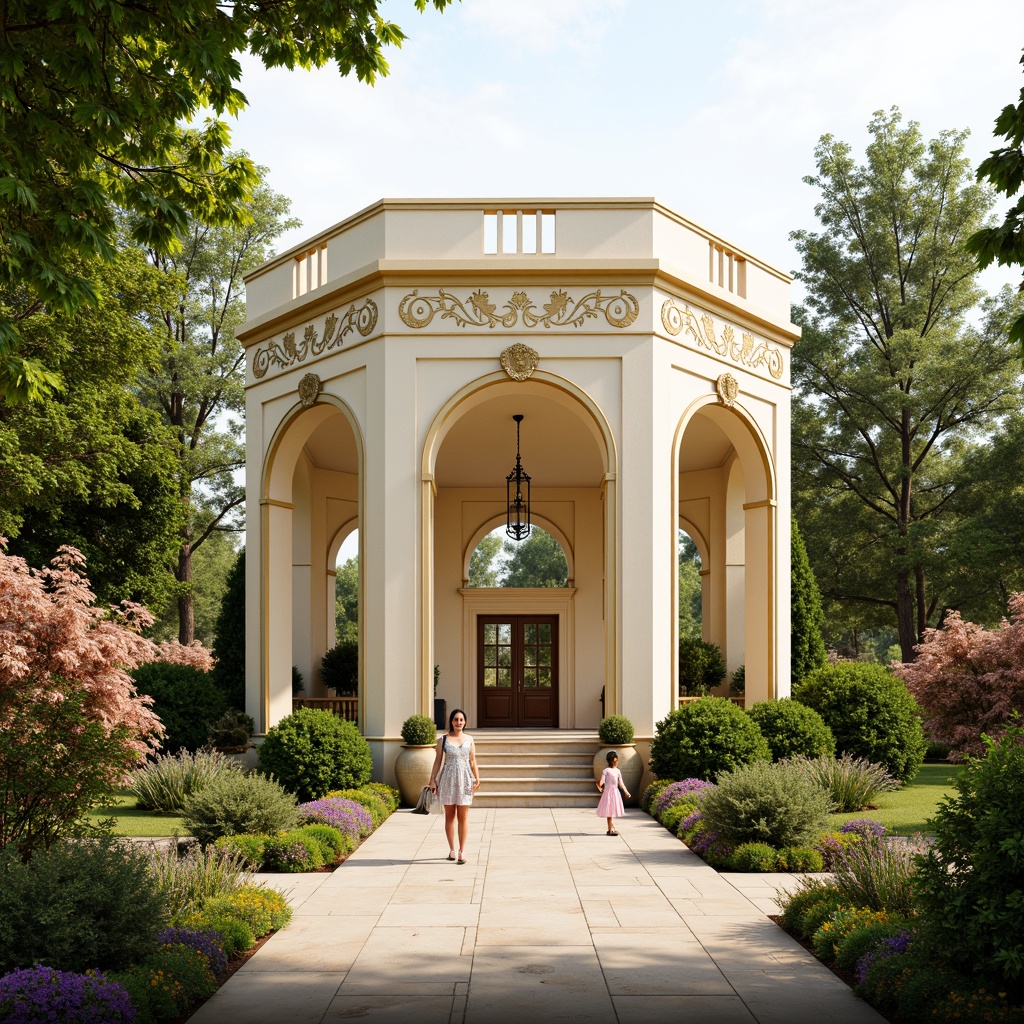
[394,744,437,807]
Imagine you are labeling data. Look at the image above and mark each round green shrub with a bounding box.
[400,714,437,746]
[834,920,909,975]
[296,823,352,862]
[913,725,1024,993]
[261,831,325,872]
[678,636,728,696]
[598,715,635,744]
[258,707,373,801]
[746,699,835,761]
[182,771,298,846]
[186,915,255,957]
[777,846,825,872]
[731,842,781,872]
[650,697,770,782]
[363,782,400,813]
[207,709,255,750]
[321,638,358,695]
[659,801,696,834]
[800,895,848,940]
[793,663,926,783]
[699,759,834,848]
[131,661,227,753]
[0,835,166,973]
[778,879,843,936]
[213,833,267,867]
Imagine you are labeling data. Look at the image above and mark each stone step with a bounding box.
[474,753,594,768]
[472,792,601,808]
[478,776,596,794]
[474,763,594,778]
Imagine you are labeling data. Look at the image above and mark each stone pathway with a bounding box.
[187,808,885,1024]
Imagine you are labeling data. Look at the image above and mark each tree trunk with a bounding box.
[896,569,916,662]
[915,564,928,648]
[177,543,194,645]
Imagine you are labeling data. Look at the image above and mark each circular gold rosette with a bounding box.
[499,343,539,381]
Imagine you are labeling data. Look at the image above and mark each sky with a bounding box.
[227,0,1024,286]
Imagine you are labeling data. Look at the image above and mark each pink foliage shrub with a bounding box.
[0,540,164,750]
[155,640,216,673]
[894,593,1024,759]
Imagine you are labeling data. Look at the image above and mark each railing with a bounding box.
[678,695,744,708]
[292,696,359,722]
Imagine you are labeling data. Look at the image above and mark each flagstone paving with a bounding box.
[187,808,886,1024]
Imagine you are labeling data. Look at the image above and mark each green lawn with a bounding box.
[87,791,186,837]
[828,762,962,836]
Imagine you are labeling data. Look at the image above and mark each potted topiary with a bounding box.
[207,709,259,771]
[593,714,643,805]
[394,713,439,807]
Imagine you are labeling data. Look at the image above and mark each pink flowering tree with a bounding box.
[895,593,1024,760]
[0,540,168,858]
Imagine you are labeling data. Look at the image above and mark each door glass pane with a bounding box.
[484,623,497,644]
[484,646,497,667]
[539,645,551,666]
[498,646,511,668]
[498,667,511,687]
[484,667,497,687]
[538,667,551,688]
[523,646,536,667]
[538,623,551,643]
[523,667,537,688]
[498,623,511,644]
[524,623,536,644]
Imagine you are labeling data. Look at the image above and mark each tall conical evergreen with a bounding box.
[212,547,246,710]
[791,516,827,684]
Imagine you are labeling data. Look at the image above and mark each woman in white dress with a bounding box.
[428,708,480,864]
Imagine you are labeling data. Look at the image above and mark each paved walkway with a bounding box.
[188,808,886,1024]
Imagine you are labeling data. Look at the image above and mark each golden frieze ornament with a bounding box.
[252,297,378,379]
[298,373,322,408]
[500,343,539,381]
[716,373,739,407]
[399,288,639,331]
[660,299,784,380]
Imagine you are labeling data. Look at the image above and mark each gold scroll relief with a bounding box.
[252,298,378,379]
[660,299,784,380]
[398,288,639,331]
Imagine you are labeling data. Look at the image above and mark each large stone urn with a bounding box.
[592,744,644,807]
[394,745,437,807]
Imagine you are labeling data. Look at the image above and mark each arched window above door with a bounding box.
[467,526,569,588]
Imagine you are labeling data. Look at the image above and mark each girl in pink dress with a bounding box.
[596,750,630,836]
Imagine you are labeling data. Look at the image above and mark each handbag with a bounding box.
[413,785,433,814]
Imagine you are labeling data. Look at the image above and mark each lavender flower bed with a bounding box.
[298,798,372,839]
[0,966,136,1024]
[157,927,228,977]
[653,778,715,818]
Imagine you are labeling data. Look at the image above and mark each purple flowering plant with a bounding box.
[856,930,913,987]
[297,798,372,839]
[840,818,887,839]
[653,779,715,818]
[157,928,228,977]
[0,966,136,1023]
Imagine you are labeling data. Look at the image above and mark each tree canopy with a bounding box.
[968,48,1024,356]
[0,0,453,401]
[791,108,1024,661]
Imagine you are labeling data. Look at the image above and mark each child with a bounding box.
[596,750,630,836]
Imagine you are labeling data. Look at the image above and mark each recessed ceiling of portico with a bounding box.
[435,388,605,489]
[301,412,359,475]
[678,412,735,474]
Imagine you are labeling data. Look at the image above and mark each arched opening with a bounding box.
[423,372,615,729]
[675,400,776,705]
[257,398,362,732]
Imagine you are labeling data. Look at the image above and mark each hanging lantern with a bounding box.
[505,414,531,541]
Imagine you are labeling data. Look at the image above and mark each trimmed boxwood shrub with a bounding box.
[678,636,728,696]
[598,715,635,744]
[258,708,372,801]
[363,782,400,813]
[261,830,325,872]
[793,663,926,783]
[649,697,770,782]
[131,661,228,754]
[746,699,835,761]
[400,715,437,746]
[777,846,824,872]
[181,771,298,846]
[731,842,781,872]
[699,759,834,848]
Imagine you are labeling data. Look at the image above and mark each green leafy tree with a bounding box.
[0,0,454,402]
[0,246,181,607]
[791,515,827,684]
[211,548,246,710]
[334,556,359,644]
[468,531,502,587]
[678,531,702,639]
[501,528,568,588]
[968,48,1024,356]
[791,109,1024,661]
[138,173,298,644]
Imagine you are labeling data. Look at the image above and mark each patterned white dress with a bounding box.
[436,735,476,806]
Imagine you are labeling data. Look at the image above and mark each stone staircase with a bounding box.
[470,730,600,807]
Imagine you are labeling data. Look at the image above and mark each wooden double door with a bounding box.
[477,615,558,727]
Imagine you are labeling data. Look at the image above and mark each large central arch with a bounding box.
[421,369,618,727]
